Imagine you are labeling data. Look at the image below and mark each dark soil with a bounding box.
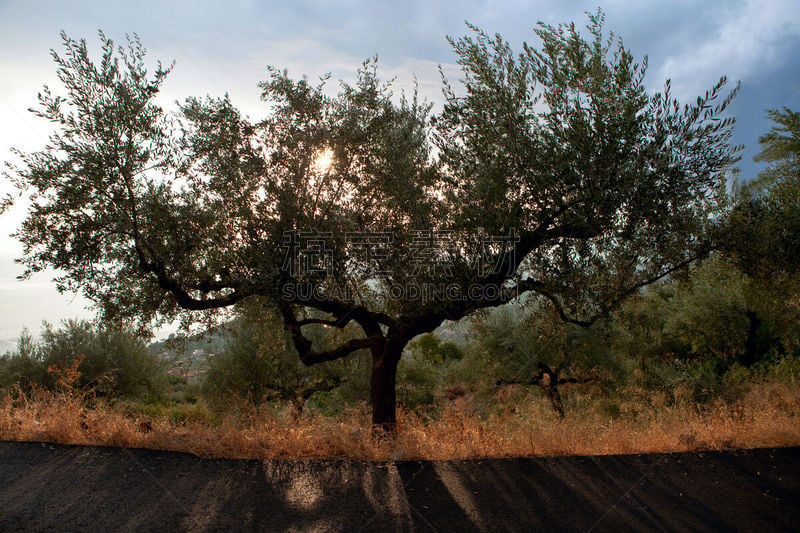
[0,442,798,532]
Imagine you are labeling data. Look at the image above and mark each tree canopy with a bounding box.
[3,11,739,429]
[722,106,799,278]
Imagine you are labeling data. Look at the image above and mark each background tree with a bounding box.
[661,256,784,367]
[718,107,800,357]
[4,11,738,431]
[467,301,615,417]
[202,300,358,414]
[722,107,799,277]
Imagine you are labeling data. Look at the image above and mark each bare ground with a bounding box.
[0,442,798,532]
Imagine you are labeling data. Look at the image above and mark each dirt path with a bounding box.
[0,442,798,532]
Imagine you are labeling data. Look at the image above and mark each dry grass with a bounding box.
[1,381,799,461]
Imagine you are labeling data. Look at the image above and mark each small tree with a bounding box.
[470,302,614,417]
[4,12,738,430]
[203,301,356,413]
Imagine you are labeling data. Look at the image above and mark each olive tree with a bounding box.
[4,12,738,430]
[718,107,800,356]
[723,107,799,278]
[470,302,614,417]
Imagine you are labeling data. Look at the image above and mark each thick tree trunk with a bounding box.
[741,309,761,367]
[370,339,404,433]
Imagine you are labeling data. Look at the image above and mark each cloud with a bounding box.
[1,0,799,340]
[655,0,800,100]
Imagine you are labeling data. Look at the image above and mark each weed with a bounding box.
[1,380,798,460]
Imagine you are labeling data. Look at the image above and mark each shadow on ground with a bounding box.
[0,442,797,531]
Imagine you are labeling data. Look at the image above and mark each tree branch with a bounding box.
[283,288,395,336]
[138,257,250,310]
[501,245,708,327]
[279,301,384,366]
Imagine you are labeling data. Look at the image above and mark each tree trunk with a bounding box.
[741,309,761,367]
[537,364,565,418]
[544,373,565,419]
[370,339,404,433]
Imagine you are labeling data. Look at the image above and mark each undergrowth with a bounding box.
[1,378,798,461]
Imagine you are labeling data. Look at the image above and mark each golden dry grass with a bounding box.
[1,382,798,461]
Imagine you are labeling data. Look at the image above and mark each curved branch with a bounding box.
[512,249,708,327]
[296,317,350,327]
[308,296,396,329]
[283,288,395,336]
[139,258,250,310]
[279,301,384,366]
[513,278,594,327]
[404,248,708,339]
[299,336,381,366]
[118,166,245,311]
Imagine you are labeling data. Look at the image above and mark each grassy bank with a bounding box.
[2,380,798,461]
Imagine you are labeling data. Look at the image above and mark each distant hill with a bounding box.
[431,318,475,347]
[148,324,233,370]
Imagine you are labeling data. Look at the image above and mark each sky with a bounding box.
[0,0,799,350]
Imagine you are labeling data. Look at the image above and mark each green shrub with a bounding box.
[397,356,438,408]
[407,333,465,364]
[0,321,161,399]
[765,353,800,384]
[130,400,218,425]
[201,305,366,411]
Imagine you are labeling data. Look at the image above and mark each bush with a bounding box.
[0,329,51,392]
[763,353,800,385]
[407,333,464,364]
[0,321,161,399]
[129,399,218,425]
[397,356,438,408]
[201,305,364,411]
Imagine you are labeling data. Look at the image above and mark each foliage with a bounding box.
[128,398,218,426]
[466,301,616,383]
[0,329,50,392]
[202,302,365,410]
[453,252,796,411]
[435,10,737,322]
[662,257,753,358]
[611,254,793,372]
[754,107,800,172]
[406,333,464,364]
[4,12,740,426]
[396,356,440,408]
[0,320,160,397]
[610,282,678,368]
[452,299,620,418]
[722,107,800,279]
[715,106,800,360]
